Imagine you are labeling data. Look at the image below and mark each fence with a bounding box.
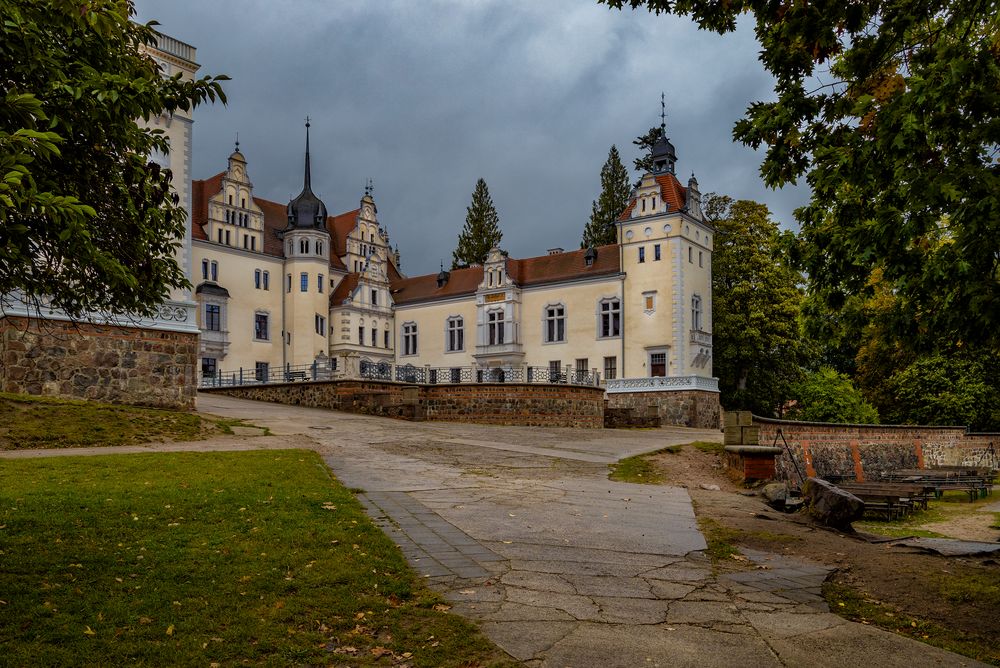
[200,360,601,389]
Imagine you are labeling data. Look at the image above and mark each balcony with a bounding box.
[690,329,713,347]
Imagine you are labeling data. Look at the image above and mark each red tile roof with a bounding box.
[330,272,360,304]
[191,175,371,272]
[391,244,621,306]
[618,172,687,221]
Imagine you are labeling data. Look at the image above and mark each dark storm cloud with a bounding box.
[135,0,807,276]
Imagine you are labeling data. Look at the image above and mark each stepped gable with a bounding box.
[391,243,620,306]
[618,172,688,220]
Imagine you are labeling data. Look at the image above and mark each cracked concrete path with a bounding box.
[5,394,985,667]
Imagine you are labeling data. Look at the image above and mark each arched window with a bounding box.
[300,238,309,254]
[316,241,323,255]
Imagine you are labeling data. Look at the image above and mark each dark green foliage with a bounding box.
[788,367,879,424]
[581,145,631,248]
[708,194,805,416]
[602,0,1000,351]
[632,126,663,175]
[882,352,1000,430]
[452,178,502,269]
[0,0,227,318]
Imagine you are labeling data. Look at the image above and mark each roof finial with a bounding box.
[234,132,240,152]
[303,117,312,190]
[660,92,666,132]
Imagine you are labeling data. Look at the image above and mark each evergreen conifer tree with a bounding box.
[452,178,502,269]
[581,145,631,248]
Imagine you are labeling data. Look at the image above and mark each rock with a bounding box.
[699,483,721,491]
[801,477,864,530]
[760,482,789,511]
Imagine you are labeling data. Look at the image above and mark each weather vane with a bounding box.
[305,115,311,128]
[234,132,239,151]
[660,92,666,130]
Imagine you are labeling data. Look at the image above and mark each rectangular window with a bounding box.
[315,314,326,336]
[254,312,269,341]
[446,317,464,352]
[262,271,269,291]
[638,247,645,263]
[205,304,221,332]
[575,357,589,374]
[318,273,324,294]
[255,361,269,382]
[300,272,308,292]
[654,244,661,261]
[201,259,209,280]
[488,310,505,345]
[254,269,261,289]
[599,299,621,338]
[242,235,248,250]
[286,274,292,293]
[371,289,378,306]
[692,295,703,331]
[201,357,217,379]
[359,325,364,345]
[371,327,377,347]
[603,356,617,381]
[688,246,693,263]
[210,261,218,282]
[384,330,390,348]
[250,236,256,251]
[225,230,231,245]
[544,305,565,343]
[402,322,418,356]
[217,229,223,244]
[699,251,703,267]
[650,352,667,377]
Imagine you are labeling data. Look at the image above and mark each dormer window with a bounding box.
[652,196,657,210]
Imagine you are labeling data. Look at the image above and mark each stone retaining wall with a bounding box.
[0,315,197,409]
[605,389,720,429]
[755,416,999,483]
[202,380,605,428]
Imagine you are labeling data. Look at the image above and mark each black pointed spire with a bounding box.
[651,93,677,175]
[287,117,328,229]
[303,117,312,191]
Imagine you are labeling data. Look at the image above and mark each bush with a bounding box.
[789,367,879,424]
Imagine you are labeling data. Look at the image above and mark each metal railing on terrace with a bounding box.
[199,359,601,388]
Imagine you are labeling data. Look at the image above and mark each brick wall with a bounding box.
[605,389,720,429]
[203,380,606,428]
[755,416,999,483]
[0,315,197,410]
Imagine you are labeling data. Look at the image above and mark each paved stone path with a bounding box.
[4,395,985,667]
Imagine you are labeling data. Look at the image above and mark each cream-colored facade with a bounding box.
[192,122,715,391]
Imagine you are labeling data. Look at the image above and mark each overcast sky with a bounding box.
[134,0,807,277]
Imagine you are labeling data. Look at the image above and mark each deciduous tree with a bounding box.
[581,145,630,248]
[788,367,879,424]
[601,0,1000,349]
[708,194,805,415]
[0,0,227,319]
[452,178,502,269]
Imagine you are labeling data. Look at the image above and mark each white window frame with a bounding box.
[253,310,270,342]
[597,297,621,339]
[402,322,418,357]
[643,290,657,314]
[487,308,505,346]
[543,303,566,344]
[445,316,464,353]
[692,295,703,331]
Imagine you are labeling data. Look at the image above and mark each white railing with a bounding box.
[1,292,199,334]
[605,375,719,393]
[690,330,713,346]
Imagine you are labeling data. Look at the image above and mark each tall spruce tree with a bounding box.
[581,145,630,248]
[452,178,502,269]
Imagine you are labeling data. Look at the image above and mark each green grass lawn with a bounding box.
[0,450,512,666]
[0,392,215,450]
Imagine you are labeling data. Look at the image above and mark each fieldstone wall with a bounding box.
[202,380,605,428]
[0,315,197,409]
[755,416,999,483]
[605,390,720,429]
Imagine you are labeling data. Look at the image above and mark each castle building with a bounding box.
[190,117,718,424]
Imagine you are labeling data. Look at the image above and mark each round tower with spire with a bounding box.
[282,118,333,367]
